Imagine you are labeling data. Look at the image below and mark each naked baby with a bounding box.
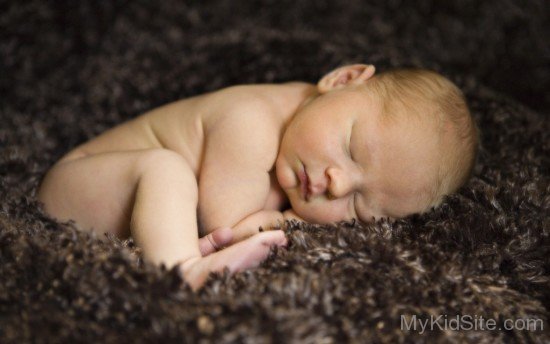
[38,64,478,289]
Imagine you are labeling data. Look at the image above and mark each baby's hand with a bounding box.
[198,210,305,257]
[231,210,285,243]
[198,227,233,256]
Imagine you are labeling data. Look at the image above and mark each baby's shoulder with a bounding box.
[202,84,281,124]
[203,84,286,140]
[200,84,286,168]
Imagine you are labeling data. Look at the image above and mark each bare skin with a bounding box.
[38,82,311,290]
[38,64,446,289]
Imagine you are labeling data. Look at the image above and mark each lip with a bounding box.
[298,164,309,201]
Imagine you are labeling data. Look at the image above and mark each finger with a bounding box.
[256,229,288,247]
[199,227,233,256]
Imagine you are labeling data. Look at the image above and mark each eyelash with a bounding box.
[348,131,354,161]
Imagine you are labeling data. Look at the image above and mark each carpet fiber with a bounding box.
[1,1,548,342]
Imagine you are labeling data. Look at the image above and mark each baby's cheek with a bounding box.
[295,201,348,224]
[275,160,296,190]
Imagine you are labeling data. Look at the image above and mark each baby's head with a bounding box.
[276,64,478,223]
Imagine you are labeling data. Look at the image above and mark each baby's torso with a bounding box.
[68,94,205,175]
[65,84,305,212]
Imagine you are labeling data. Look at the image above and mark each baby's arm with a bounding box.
[232,210,284,242]
[197,102,282,235]
[127,150,288,290]
[38,149,286,291]
[230,209,306,243]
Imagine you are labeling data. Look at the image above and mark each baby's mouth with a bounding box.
[298,164,309,201]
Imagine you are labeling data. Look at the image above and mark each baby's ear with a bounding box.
[317,64,376,94]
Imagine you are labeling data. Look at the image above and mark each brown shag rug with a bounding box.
[1,1,548,343]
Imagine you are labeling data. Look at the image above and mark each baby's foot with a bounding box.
[180,230,287,290]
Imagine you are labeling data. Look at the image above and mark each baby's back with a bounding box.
[58,83,304,234]
[64,93,207,175]
[62,85,280,171]
[63,84,302,177]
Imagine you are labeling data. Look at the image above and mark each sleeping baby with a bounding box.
[38,64,478,289]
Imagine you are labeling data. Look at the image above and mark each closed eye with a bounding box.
[348,123,355,161]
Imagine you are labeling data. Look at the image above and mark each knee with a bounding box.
[136,148,197,192]
[137,149,189,172]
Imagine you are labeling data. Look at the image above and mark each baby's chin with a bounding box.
[288,200,341,224]
[285,196,313,222]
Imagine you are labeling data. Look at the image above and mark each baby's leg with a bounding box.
[38,149,203,266]
[38,149,286,288]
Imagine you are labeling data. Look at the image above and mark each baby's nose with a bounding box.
[326,167,354,198]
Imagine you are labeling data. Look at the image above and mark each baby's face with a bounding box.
[275,86,441,223]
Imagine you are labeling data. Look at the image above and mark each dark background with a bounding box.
[1,1,548,343]
[2,1,549,155]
